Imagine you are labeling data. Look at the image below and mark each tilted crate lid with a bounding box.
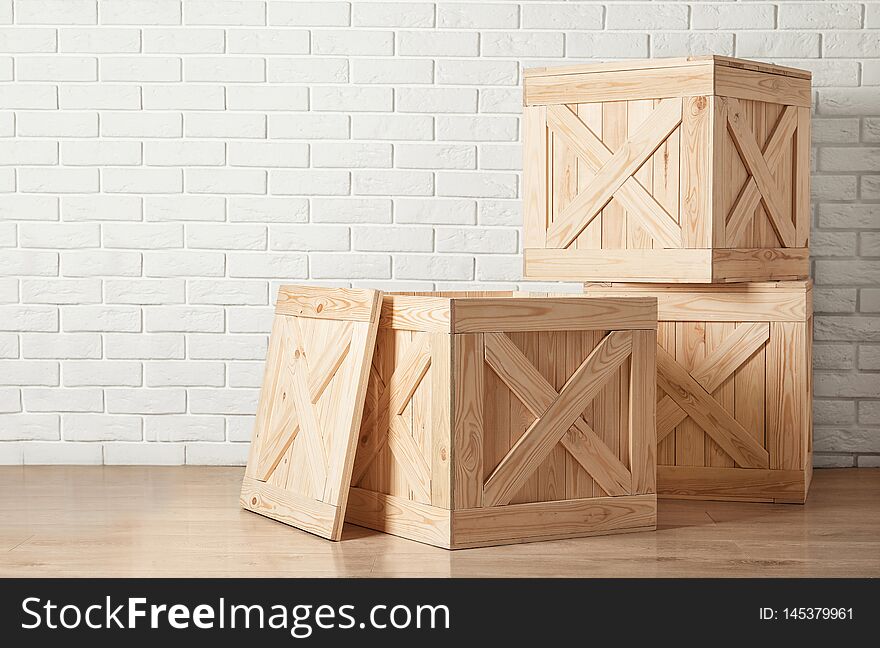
[241,285,383,541]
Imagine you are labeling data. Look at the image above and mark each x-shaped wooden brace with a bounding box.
[544,98,683,250]
[351,334,432,502]
[255,317,352,484]
[546,103,682,249]
[656,322,771,468]
[726,98,797,247]
[482,330,634,507]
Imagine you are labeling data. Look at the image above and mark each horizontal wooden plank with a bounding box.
[378,295,452,332]
[240,476,339,540]
[525,66,714,106]
[583,283,811,322]
[524,56,810,81]
[345,488,451,549]
[452,297,657,332]
[452,495,656,547]
[711,248,809,282]
[275,285,381,322]
[525,248,715,283]
[658,466,808,503]
[715,65,812,107]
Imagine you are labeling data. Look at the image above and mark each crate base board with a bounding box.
[346,488,657,550]
[346,487,452,549]
[657,466,810,504]
[524,248,809,283]
[240,476,341,540]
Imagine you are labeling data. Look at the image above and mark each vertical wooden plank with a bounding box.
[576,102,603,249]
[680,96,711,248]
[564,330,595,499]
[581,330,602,496]
[674,322,706,467]
[601,101,627,248]
[482,336,509,485]
[453,333,484,509]
[537,331,565,502]
[795,106,811,247]
[712,96,728,248]
[245,314,286,480]
[594,330,621,477]
[656,321,675,466]
[630,329,655,494]
[627,99,655,249]
[523,105,548,249]
[734,321,766,453]
[430,332,452,509]
[618,343,631,472]
[767,322,807,470]
[756,101,782,248]
[652,98,680,231]
[722,96,750,247]
[357,351,381,492]
[705,322,736,468]
[389,330,410,499]
[552,108,580,234]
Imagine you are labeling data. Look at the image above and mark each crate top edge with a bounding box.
[584,280,813,295]
[523,55,811,82]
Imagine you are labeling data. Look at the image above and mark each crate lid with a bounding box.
[524,55,811,81]
[241,285,383,541]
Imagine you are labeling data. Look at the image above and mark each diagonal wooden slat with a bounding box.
[305,321,351,403]
[657,322,770,442]
[726,177,762,244]
[483,331,634,507]
[545,98,682,249]
[351,334,432,485]
[547,104,682,248]
[483,331,632,496]
[657,346,770,469]
[286,317,328,490]
[726,104,797,244]
[386,417,432,502]
[727,98,796,247]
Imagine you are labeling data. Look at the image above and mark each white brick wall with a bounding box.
[0,1,877,467]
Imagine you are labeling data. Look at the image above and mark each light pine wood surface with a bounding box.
[0,467,877,577]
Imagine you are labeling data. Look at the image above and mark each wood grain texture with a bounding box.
[483,331,633,506]
[525,66,713,105]
[430,332,452,509]
[658,467,807,502]
[452,495,656,547]
[13,467,880,578]
[452,296,656,332]
[658,345,770,469]
[767,322,809,471]
[711,248,808,281]
[452,333,484,509]
[243,286,382,541]
[526,248,714,282]
[524,55,811,80]
[241,476,338,540]
[630,329,656,494]
[795,106,811,247]
[584,281,811,321]
[483,331,632,497]
[547,104,681,249]
[345,487,451,549]
[275,285,380,322]
[714,65,812,108]
[680,96,712,247]
[378,295,451,333]
[545,98,682,249]
[523,105,548,249]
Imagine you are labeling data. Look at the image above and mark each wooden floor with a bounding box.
[1,467,878,577]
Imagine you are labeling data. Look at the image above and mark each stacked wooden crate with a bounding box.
[523,56,813,503]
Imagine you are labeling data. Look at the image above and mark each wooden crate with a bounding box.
[346,292,658,549]
[584,281,813,503]
[523,56,811,283]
